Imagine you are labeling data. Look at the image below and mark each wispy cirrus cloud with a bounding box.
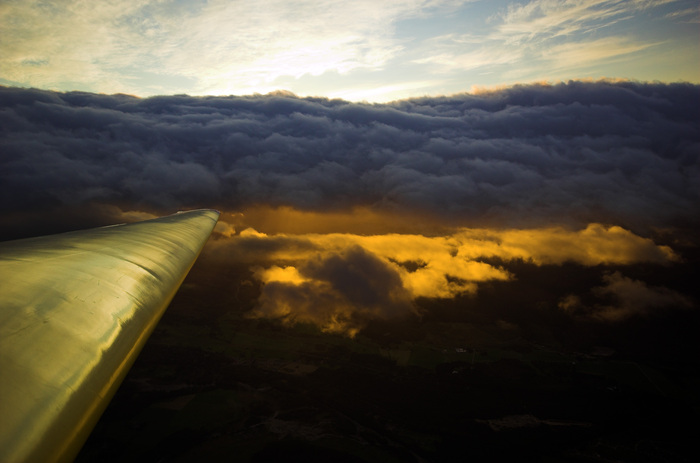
[491,0,671,43]
[0,0,465,96]
[538,37,658,71]
[664,5,700,22]
[414,0,691,83]
[2,1,696,100]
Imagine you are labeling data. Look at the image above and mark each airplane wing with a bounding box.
[0,209,219,462]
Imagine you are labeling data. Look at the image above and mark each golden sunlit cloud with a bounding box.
[248,246,416,337]
[253,265,307,285]
[217,206,450,236]
[206,215,681,336]
[213,220,236,238]
[454,223,678,265]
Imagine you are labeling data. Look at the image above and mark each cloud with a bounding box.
[414,0,692,83]
[213,220,236,238]
[205,222,681,334]
[493,0,672,42]
[539,37,658,72]
[1,78,696,339]
[2,81,698,242]
[248,246,416,337]
[3,1,696,100]
[0,0,462,96]
[664,5,700,23]
[454,224,679,266]
[559,271,694,321]
[210,222,678,274]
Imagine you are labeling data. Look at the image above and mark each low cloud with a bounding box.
[454,224,679,266]
[213,220,236,238]
[209,222,678,270]
[249,246,416,337]
[208,222,681,334]
[559,271,694,321]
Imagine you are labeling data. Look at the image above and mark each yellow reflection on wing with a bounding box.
[0,210,219,463]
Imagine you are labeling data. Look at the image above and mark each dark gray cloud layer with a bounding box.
[1,81,698,235]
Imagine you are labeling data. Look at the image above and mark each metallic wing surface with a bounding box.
[0,209,219,462]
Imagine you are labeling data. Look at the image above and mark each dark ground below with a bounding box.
[76,253,700,462]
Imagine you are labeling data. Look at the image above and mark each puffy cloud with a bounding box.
[209,229,508,300]
[559,271,694,321]
[1,80,698,242]
[248,246,416,337]
[206,221,680,334]
[213,220,236,238]
[454,223,679,265]
[208,222,679,269]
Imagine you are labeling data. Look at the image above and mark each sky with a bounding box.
[1,0,698,102]
[1,5,699,459]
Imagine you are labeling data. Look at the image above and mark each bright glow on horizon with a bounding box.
[1,0,698,102]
